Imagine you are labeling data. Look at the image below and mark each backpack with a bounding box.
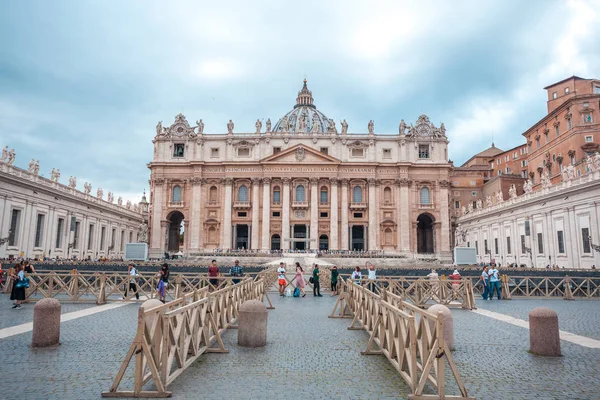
[293,287,300,297]
[309,276,314,284]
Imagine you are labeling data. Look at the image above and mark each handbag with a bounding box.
[309,276,314,284]
[15,277,30,289]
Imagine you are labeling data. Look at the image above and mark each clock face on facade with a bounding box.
[417,124,430,137]
[176,126,185,135]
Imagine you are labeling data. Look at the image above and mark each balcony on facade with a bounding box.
[233,201,252,209]
[168,201,184,208]
[291,201,309,209]
[349,202,368,210]
[418,203,435,209]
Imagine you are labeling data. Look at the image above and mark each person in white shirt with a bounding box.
[480,266,490,300]
[277,262,287,296]
[126,262,140,300]
[351,266,362,285]
[366,263,377,292]
[488,266,501,300]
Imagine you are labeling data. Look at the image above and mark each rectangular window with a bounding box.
[273,147,281,154]
[237,212,247,217]
[585,135,593,143]
[88,225,94,250]
[418,145,429,159]
[8,209,22,246]
[111,228,116,248]
[475,240,478,255]
[594,86,600,94]
[537,232,543,254]
[100,226,106,250]
[521,160,527,167]
[34,214,45,248]
[351,148,364,157]
[520,235,526,254]
[505,167,510,174]
[494,238,499,254]
[74,221,80,249]
[120,230,125,251]
[353,212,363,218]
[56,218,64,248]
[567,119,572,129]
[557,231,565,253]
[210,148,219,158]
[555,125,560,137]
[320,147,328,155]
[320,212,328,218]
[582,228,591,253]
[536,138,540,148]
[383,148,391,159]
[455,201,460,209]
[505,155,509,162]
[273,190,281,203]
[272,211,280,217]
[506,236,511,254]
[237,148,250,157]
[565,87,569,94]
[320,190,328,204]
[173,143,185,157]
[129,231,133,243]
[484,239,488,254]
[552,92,557,99]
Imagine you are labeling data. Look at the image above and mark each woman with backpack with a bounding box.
[294,262,306,297]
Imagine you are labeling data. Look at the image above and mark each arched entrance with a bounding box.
[271,234,281,250]
[417,214,434,254]
[351,225,365,251]
[166,211,184,252]
[319,234,328,251]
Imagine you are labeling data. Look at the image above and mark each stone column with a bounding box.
[340,179,349,250]
[329,178,339,250]
[222,178,233,250]
[189,178,203,252]
[368,179,378,250]
[397,178,411,252]
[149,178,165,257]
[251,178,261,250]
[261,178,271,250]
[282,178,291,250]
[310,177,319,250]
[439,180,450,253]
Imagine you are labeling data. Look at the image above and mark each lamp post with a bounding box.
[0,230,12,246]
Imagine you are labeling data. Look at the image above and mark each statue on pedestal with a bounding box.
[541,171,551,189]
[227,119,234,134]
[368,120,374,134]
[485,195,492,208]
[196,119,204,134]
[496,190,504,203]
[0,146,7,162]
[281,116,289,132]
[156,121,163,136]
[266,118,271,133]
[28,159,36,173]
[399,119,406,135]
[68,176,77,189]
[138,221,149,243]
[50,168,60,182]
[33,160,39,175]
[6,149,15,165]
[84,182,92,194]
[523,179,533,194]
[341,119,348,134]
[97,188,103,199]
[476,199,483,210]
[255,119,262,134]
[117,196,123,206]
[508,184,517,199]
[328,119,337,133]
[467,203,474,213]
[311,113,319,133]
[593,152,600,171]
[107,192,114,203]
[126,200,132,209]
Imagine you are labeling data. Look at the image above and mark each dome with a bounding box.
[272,80,333,134]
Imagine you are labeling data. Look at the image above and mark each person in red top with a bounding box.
[208,259,220,291]
[449,269,461,299]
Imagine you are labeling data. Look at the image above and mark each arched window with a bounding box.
[320,186,328,204]
[384,228,393,245]
[238,185,248,202]
[296,185,305,202]
[209,186,218,202]
[319,234,329,251]
[172,185,182,202]
[208,226,217,243]
[353,186,363,202]
[420,187,430,204]
[272,186,281,203]
[383,187,392,203]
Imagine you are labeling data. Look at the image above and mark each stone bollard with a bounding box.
[238,300,268,347]
[428,304,454,351]
[32,298,61,348]
[529,307,561,356]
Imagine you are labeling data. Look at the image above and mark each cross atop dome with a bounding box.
[295,78,315,109]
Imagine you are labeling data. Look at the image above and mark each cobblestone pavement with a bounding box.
[0,292,599,399]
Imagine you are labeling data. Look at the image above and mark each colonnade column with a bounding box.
[329,178,339,250]
[439,180,450,253]
[251,178,261,250]
[189,177,203,251]
[340,179,349,250]
[310,177,318,250]
[222,178,233,250]
[261,178,271,250]
[282,178,291,250]
[367,178,378,250]
[397,178,411,252]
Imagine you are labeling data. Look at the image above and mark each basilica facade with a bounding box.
[148,80,452,260]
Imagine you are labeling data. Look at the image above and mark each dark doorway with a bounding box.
[167,211,184,252]
[293,225,306,250]
[351,225,365,251]
[271,234,281,250]
[235,224,249,249]
[319,234,329,251]
[417,214,434,253]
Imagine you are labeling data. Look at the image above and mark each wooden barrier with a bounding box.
[102,277,271,398]
[469,275,600,300]
[332,281,473,399]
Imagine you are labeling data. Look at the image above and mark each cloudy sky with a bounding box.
[1,0,599,202]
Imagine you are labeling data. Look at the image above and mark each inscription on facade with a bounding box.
[264,166,338,173]
[225,166,263,173]
[339,167,376,173]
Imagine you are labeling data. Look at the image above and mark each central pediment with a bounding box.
[260,144,341,164]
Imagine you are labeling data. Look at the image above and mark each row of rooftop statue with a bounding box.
[0,145,139,211]
[461,152,600,216]
[156,114,447,137]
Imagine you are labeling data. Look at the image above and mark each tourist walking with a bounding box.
[351,266,362,285]
[126,262,140,300]
[488,266,502,299]
[229,260,243,285]
[480,266,490,300]
[367,263,377,292]
[157,263,169,303]
[277,262,287,296]
[10,264,26,309]
[312,264,322,297]
[330,265,339,296]
[294,262,306,297]
[427,269,440,300]
[208,259,220,291]
[449,269,461,298]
